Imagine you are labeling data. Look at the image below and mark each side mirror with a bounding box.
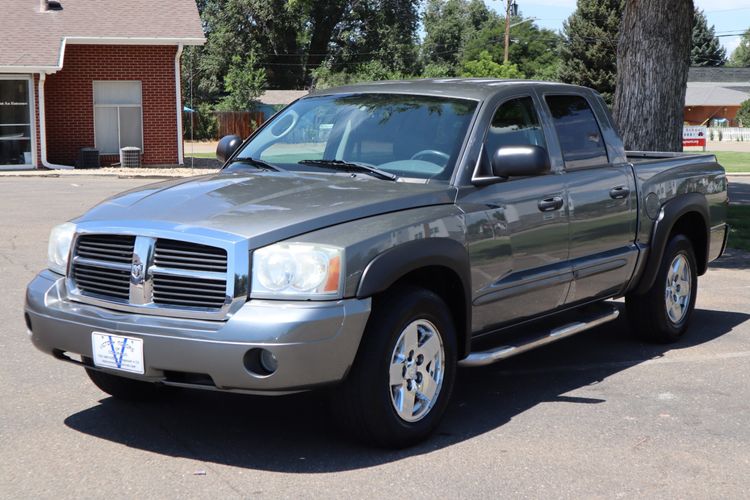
[491,145,551,178]
[216,135,243,163]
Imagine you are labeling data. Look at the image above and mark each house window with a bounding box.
[0,78,33,166]
[93,81,143,155]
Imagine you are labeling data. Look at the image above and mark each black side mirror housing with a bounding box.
[216,135,243,163]
[491,145,551,178]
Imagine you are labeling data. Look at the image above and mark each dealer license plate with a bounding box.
[91,332,144,374]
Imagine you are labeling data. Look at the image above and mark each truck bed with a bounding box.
[626,151,716,165]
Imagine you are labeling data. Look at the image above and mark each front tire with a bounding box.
[337,286,457,448]
[626,234,698,343]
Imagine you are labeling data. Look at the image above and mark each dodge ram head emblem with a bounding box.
[131,262,144,282]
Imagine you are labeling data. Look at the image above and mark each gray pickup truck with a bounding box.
[26,79,728,447]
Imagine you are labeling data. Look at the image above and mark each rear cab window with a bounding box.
[544,95,609,169]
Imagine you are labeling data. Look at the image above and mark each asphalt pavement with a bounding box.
[1,176,749,498]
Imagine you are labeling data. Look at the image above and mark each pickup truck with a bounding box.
[25,79,728,447]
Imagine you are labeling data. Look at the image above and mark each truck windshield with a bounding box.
[230,94,478,181]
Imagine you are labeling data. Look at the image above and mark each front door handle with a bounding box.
[609,186,630,199]
[538,196,564,212]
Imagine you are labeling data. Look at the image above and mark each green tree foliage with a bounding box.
[421,0,476,69]
[461,50,525,78]
[559,0,623,105]
[691,8,726,66]
[216,54,267,111]
[737,99,750,127]
[421,0,559,79]
[312,61,409,89]
[461,17,561,80]
[729,28,750,67]
[187,0,421,99]
[422,62,458,78]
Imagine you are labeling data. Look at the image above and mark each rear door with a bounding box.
[459,95,571,332]
[540,93,638,303]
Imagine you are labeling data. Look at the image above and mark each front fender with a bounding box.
[356,238,472,356]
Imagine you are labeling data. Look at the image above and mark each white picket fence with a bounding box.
[708,127,750,142]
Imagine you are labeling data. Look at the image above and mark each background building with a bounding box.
[0,0,204,169]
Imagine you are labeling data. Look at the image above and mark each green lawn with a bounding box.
[728,205,750,252]
[185,152,217,159]
[712,151,750,173]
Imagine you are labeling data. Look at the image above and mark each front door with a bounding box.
[0,78,33,168]
[460,96,570,332]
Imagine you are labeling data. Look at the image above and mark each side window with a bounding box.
[485,97,546,153]
[545,95,608,169]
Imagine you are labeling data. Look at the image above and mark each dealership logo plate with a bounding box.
[91,332,144,374]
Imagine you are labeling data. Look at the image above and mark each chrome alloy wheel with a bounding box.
[389,319,445,423]
[665,254,692,324]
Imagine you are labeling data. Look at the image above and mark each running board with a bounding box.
[459,306,620,368]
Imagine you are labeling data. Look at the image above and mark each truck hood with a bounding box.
[77,172,456,245]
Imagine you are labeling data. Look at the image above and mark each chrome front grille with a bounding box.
[68,232,243,320]
[75,234,135,264]
[152,239,228,308]
[72,235,135,300]
[154,239,228,272]
[153,274,228,308]
[72,263,131,299]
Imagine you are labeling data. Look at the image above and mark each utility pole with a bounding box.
[503,0,518,64]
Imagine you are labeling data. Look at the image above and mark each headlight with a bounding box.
[47,222,76,275]
[251,243,343,299]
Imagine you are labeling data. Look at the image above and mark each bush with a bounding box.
[461,51,525,79]
[737,99,750,128]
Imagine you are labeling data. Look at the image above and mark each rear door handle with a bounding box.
[538,196,564,212]
[609,186,630,199]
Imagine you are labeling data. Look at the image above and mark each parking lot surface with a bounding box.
[1,176,749,498]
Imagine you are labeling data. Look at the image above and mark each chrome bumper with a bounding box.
[25,270,371,394]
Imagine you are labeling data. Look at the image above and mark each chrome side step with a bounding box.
[458,306,620,368]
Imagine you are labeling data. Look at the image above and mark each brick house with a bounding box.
[684,67,750,127]
[0,0,204,170]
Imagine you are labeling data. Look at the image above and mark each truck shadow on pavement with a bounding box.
[64,306,748,472]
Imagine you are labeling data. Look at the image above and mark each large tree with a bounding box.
[613,0,694,151]
[187,0,421,100]
[558,0,624,105]
[729,28,750,67]
[462,16,561,80]
[691,8,726,66]
[422,0,475,68]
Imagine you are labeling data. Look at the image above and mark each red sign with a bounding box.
[683,126,707,150]
[683,138,706,147]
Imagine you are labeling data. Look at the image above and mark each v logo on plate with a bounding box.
[108,335,128,369]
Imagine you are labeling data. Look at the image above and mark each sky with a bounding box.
[486,0,749,56]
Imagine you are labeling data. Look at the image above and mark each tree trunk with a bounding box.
[613,0,693,151]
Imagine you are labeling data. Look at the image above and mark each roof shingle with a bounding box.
[0,0,205,70]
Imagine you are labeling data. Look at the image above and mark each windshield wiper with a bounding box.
[298,159,397,181]
[225,157,284,172]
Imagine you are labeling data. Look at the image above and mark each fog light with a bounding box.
[260,350,278,374]
[243,348,278,376]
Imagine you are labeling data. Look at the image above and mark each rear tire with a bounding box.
[85,368,161,401]
[626,234,698,343]
[337,286,457,448]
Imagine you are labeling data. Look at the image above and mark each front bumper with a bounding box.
[25,270,371,394]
